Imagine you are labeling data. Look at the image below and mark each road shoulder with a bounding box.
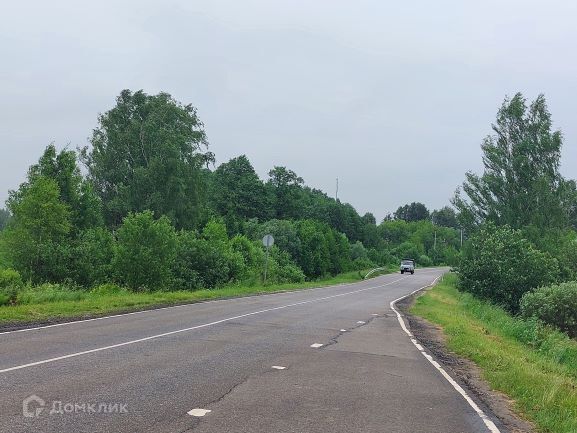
[398,291,536,433]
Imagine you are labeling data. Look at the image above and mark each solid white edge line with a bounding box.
[0,270,441,336]
[1,276,413,373]
[389,274,501,433]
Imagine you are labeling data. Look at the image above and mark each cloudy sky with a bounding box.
[1,0,576,220]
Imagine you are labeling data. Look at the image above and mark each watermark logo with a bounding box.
[23,395,45,418]
[22,395,127,417]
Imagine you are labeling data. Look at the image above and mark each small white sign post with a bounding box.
[262,234,275,284]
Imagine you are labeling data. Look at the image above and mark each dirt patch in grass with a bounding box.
[398,292,536,433]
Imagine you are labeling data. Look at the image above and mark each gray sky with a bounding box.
[1,0,577,220]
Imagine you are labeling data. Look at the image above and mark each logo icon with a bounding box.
[23,395,45,418]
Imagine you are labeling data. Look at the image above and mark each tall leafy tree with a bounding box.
[431,206,458,228]
[267,166,304,219]
[394,202,430,222]
[211,155,272,223]
[454,93,576,231]
[9,144,102,231]
[83,89,213,228]
[3,176,72,282]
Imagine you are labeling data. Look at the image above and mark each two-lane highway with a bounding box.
[0,269,501,433]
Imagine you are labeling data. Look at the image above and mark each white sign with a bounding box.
[262,234,274,248]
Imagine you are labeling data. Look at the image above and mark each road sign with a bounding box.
[262,234,274,284]
[262,234,274,248]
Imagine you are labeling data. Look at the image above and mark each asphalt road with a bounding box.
[0,269,502,433]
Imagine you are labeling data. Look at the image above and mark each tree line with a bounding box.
[0,89,459,296]
[453,93,577,338]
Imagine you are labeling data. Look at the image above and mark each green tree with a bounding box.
[267,166,304,219]
[9,144,102,231]
[3,176,72,282]
[0,209,10,231]
[361,212,376,225]
[113,211,177,290]
[459,223,559,312]
[83,90,213,228]
[211,155,272,224]
[454,93,575,232]
[394,202,430,222]
[431,206,458,228]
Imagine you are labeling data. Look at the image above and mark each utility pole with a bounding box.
[335,178,339,201]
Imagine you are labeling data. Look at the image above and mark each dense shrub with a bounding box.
[459,224,559,312]
[0,268,23,305]
[71,228,115,286]
[521,282,577,338]
[418,254,433,267]
[267,248,306,284]
[113,211,177,291]
[172,230,234,290]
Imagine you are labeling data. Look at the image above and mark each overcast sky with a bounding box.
[1,0,576,220]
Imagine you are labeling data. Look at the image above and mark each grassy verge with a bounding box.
[411,273,577,433]
[0,267,395,327]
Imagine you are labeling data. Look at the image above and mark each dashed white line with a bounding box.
[340,329,347,332]
[390,275,501,433]
[188,408,211,417]
[310,343,324,348]
[271,366,286,370]
[356,321,365,324]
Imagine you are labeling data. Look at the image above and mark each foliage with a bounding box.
[211,155,272,225]
[0,268,24,305]
[83,89,213,228]
[0,208,11,231]
[113,211,177,290]
[266,166,304,220]
[521,282,577,338]
[3,176,72,283]
[458,223,559,312]
[431,206,458,228]
[454,93,577,233]
[71,228,115,287]
[393,202,430,222]
[10,145,102,232]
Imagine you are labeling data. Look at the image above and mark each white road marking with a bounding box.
[356,321,365,324]
[310,343,324,348]
[371,314,379,316]
[188,408,211,417]
[390,275,501,433]
[0,277,410,373]
[271,366,286,370]
[340,329,347,332]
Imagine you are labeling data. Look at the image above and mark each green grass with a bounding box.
[411,273,577,433]
[0,267,395,326]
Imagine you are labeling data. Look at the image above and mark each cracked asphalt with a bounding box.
[0,269,501,433]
